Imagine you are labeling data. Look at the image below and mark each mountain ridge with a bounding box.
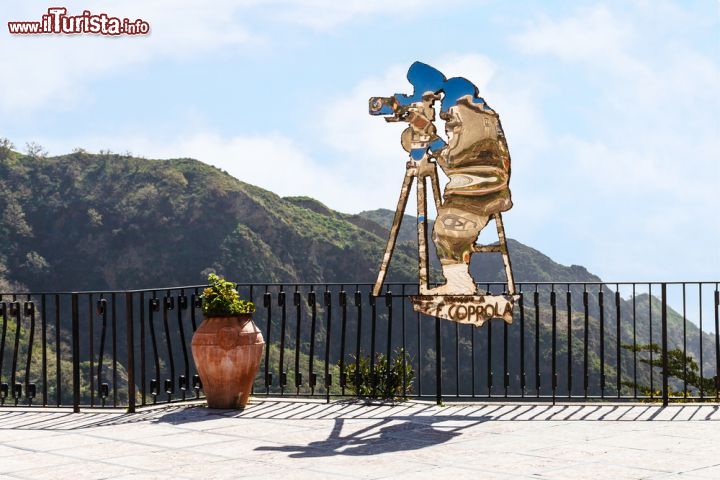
[0,148,657,290]
[0,146,715,398]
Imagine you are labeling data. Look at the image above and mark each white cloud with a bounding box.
[1,0,260,113]
[320,53,549,218]
[322,64,407,157]
[510,4,720,111]
[435,54,497,88]
[6,1,717,282]
[38,131,370,212]
[160,133,370,211]
[321,63,428,214]
[558,136,717,204]
[271,0,464,30]
[512,5,632,62]
[1,0,465,114]
[509,3,719,204]
[507,2,720,280]
[35,52,539,218]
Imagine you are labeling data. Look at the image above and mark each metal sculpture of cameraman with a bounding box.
[369,61,516,326]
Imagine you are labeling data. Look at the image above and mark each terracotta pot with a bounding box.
[191,315,265,409]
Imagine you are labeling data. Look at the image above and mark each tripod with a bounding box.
[372,156,442,297]
[372,156,516,298]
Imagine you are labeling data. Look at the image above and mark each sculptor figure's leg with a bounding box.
[427,206,488,295]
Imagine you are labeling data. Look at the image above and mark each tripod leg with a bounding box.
[373,170,415,297]
[429,165,443,211]
[494,213,516,295]
[417,175,430,294]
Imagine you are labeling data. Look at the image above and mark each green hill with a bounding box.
[0,149,418,292]
[0,147,605,293]
[0,145,715,401]
[358,208,601,284]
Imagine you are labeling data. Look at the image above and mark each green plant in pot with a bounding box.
[191,273,264,409]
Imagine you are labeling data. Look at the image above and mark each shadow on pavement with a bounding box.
[253,416,473,457]
[1,400,718,431]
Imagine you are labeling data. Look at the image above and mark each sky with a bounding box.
[1,0,718,283]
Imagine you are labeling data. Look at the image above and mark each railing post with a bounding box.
[71,293,80,413]
[435,316,442,405]
[661,283,669,407]
[126,292,136,413]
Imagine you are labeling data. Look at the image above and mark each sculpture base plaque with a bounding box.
[410,294,518,326]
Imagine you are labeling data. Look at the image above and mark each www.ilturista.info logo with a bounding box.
[8,8,150,35]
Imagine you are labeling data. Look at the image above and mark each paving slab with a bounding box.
[1,400,719,479]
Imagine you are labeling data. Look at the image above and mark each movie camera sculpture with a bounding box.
[370,61,518,326]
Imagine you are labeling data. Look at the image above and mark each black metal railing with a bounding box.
[0,281,718,411]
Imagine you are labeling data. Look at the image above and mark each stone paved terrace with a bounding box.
[1,400,719,479]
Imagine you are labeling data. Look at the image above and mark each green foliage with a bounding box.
[200,273,255,317]
[0,144,716,403]
[0,137,15,159]
[622,343,718,398]
[0,148,420,291]
[342,349,414,401]
[24,141,47,159]
[252,344,342,396]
